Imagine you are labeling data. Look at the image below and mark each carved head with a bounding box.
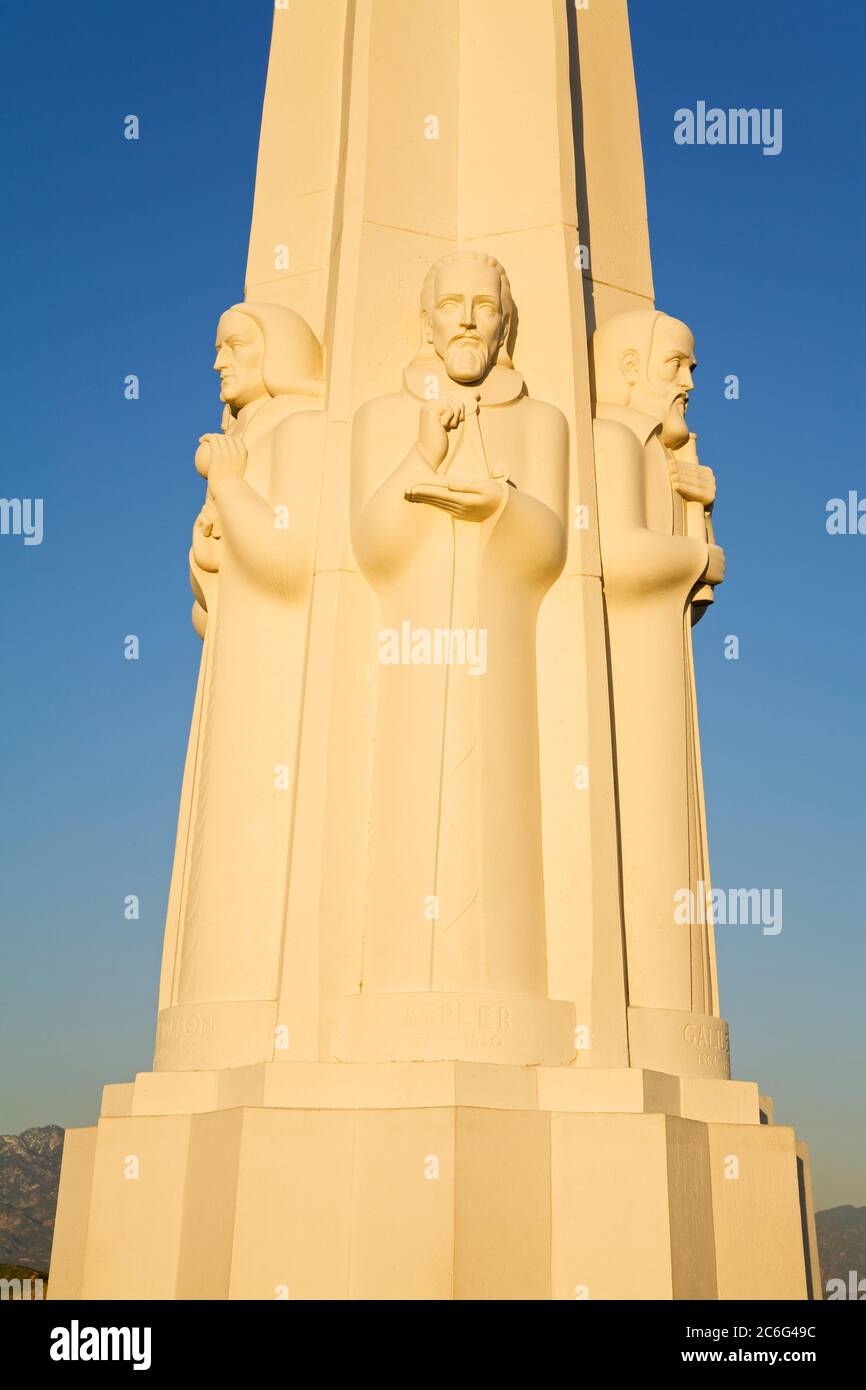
[213,303,324,413]
[591,309,696,449]
[420,252,513,385]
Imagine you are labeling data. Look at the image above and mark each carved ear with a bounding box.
[619,348,640,384]
[421,310,434,345]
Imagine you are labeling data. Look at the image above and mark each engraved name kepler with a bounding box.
[401,1003,513,1030]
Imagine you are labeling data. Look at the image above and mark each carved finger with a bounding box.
[446,480,486,494]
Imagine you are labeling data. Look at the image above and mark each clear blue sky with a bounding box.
[0,0,862,1209]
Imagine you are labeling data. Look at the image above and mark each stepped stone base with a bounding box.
[49,1062,820,1301]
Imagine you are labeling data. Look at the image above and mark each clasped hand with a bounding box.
[195,432,248,490]
[409,397,505,521]
[192,432,249,542]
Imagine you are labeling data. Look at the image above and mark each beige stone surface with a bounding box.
[707,1123,809,1300]
[244,0,350,336]
[552,1113,678,1299]
[796,1141,823,1300]
[80,1116,193,1300]
[47,1127,97,1300]
[680,1076,761,1126]
[50,1094,811,1301]
[665,1116,718,1299]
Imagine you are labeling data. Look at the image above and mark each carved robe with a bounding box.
[594,404,718,1015]
[158,395,324,1014]
[351,361,568,997]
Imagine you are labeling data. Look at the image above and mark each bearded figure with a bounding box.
[591,308,726,1049]
[350,251,569,1012]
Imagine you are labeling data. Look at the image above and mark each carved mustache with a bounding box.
[448,333,486,348]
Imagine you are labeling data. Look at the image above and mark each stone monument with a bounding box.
[49,0,820,1300]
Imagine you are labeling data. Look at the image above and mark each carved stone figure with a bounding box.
[591,308,725,1019]
[157,303,324,1047]
[351,251,569,1000]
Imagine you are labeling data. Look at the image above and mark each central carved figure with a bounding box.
[351,251,569,997]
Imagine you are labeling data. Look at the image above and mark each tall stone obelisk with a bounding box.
[49,0,820,1300]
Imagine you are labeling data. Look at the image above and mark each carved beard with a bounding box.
[444,336,490,384]
[660,399,691,450]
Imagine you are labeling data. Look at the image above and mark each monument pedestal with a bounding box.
[49,1061,818,1301]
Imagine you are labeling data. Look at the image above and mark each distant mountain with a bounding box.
[816,1206,866,1297]
[0,1125,63,1271]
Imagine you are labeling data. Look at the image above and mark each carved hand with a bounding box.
[195,432,248,489]
[704,543,726,585]
[194,497,221,540]
[406,476,505,522]
[417,397,466,469]
[192,502,220,572]
[670,458,716,506]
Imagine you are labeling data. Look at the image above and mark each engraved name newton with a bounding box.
[157,1014,216,1040]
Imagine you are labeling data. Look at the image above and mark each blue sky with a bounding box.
[0,0,863,1209]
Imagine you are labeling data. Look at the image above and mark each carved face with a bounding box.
[424,261,508,385]
[213,310,268,411]
[624,316,696,449]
